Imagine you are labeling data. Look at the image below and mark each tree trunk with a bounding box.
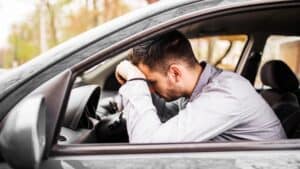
[40,0,48,52]
[92,0,98,26]
[103,0,111,22]
[46,1,58,46]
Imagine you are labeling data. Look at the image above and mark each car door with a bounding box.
[2,1,300,169]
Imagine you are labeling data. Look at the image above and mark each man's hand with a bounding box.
[115,60,145,85]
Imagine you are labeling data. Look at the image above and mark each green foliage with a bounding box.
[5,10,40,66]
[8,36,40,64]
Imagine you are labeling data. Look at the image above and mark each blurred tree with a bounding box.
[92,0,99,26]
[146,0,159,4]
[0,48,13,68]
[46,1,58,46]
[45,0,72,47]
[7,21,40,66]
[2,0,131,68]
[62,0,130,41]
[40,0,48,52]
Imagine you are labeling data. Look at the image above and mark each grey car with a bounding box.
[1,0,300,169]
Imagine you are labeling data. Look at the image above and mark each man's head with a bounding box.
[129,31,201,101]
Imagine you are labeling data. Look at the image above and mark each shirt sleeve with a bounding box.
[151,94,179,123]
[119,80,241,143]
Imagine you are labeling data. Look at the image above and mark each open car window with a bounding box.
[76,35,249,101]
[59,34,250,145]
[253,35,300,138]
[52,4,300,147]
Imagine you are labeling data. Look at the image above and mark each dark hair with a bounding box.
[129,30,198,72]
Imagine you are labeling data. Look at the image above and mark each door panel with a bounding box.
[41,150,300,169]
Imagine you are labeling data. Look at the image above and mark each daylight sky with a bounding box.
[0,0,36,47]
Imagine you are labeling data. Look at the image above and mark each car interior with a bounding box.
[56,4,300,145]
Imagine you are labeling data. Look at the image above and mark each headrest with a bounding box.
[261,60,299,91]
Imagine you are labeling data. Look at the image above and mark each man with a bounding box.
[115,30,286,143]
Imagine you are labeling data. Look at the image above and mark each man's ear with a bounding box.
[167,64,182,82]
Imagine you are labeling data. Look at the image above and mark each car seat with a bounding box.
[260,60,300,138]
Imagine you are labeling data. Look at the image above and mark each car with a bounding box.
[1,0,300,168]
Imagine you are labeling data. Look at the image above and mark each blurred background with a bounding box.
[0,0,159,68]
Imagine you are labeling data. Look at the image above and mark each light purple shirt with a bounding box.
[118,62,286,143]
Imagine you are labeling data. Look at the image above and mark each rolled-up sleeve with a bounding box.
[119,80,241,143]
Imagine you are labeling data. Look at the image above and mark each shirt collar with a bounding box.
[189,61,219,101]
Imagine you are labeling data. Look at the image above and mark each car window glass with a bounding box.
[189,35,247,71]
[254,35,300,88]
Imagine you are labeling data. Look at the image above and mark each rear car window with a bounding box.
[255,35,300,88]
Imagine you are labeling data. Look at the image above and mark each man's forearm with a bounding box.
[119,80,162,142]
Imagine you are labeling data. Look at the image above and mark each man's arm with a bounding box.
[119,80,241,143]
[120,80,161,142]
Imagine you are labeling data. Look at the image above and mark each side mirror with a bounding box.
[0,95,46,169]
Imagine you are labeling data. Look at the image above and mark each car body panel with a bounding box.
[42,150,300,169]
[1,150,300,169]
